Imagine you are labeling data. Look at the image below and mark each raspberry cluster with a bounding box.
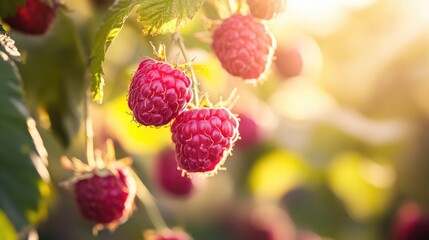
[128,54,240,177]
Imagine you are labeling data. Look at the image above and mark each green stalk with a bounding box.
[174,31,200,106]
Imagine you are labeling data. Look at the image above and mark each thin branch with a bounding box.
[173,31,200,106]
[84,90,95,167]
[130,169,168,231]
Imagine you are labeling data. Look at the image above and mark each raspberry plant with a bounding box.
[0,0,286,238]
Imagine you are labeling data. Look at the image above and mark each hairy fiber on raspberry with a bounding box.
[212,14,276,82]
[128,58,193,127]
[171,107,240,176]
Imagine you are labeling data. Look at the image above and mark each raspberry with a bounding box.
[61,143,137,233]
[235,113,261,149]
[128,58,193,127]
[145,228,193,240]
[155,148,194,197]
[73,166,136,229]
[247,0,286,20]
[274,45,303,79]
[392,202,429,240]
[3,0,58,35]
[171,107,239,175]
[224,205,295,240]
[212,14,276,82]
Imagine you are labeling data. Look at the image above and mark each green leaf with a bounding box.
[89,0,139,103]
[0,49,50,233]
[327,152,394,221]
[14,13,87,147]
[137,0,207,36]
[0,210,18,240]
[0,0,25,18]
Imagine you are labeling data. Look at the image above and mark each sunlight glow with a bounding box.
[270,78,337,121]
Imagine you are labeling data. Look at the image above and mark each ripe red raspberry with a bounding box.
[235,113,261,149]
[224,205,295,240]
[128,58,193,127]
[145,228,193,240]
[247,0,286,20]
[274,45,303,79]
[212,14,276,82]
[392,202,429,240]
[171,107,239,175]
[3,0,58,35]
[155,148,194,197]
[73,166,136,230]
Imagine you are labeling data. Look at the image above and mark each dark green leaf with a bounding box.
[0,0,25,18]
[0,50,50,233]
[14,13,87,147]
[137,0,207,35]
[89,0,139,103]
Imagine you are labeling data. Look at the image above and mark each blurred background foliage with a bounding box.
[2,0,429,239]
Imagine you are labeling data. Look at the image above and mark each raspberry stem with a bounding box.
[130,169,168,231]
[84,90,95,167]
[173,31,200,106]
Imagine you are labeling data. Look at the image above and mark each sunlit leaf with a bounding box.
[0,51,51,232]
[327,152,395,221]
[137,0,206,35]
[89,0,139,103]
[0,210,18,240]
[104,95,171,155]
[248,150,310,200]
